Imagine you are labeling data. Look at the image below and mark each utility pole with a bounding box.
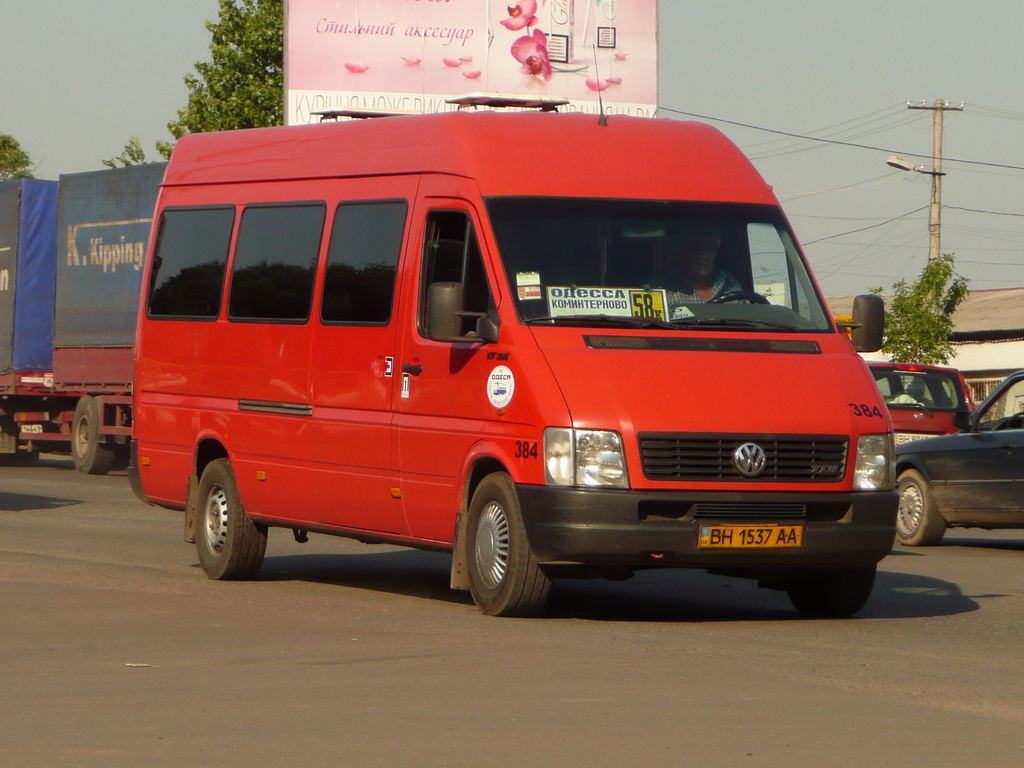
[906,99,963,261]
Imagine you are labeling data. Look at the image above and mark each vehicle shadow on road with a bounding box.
[257,550,471,606]
[861,567,980,619]
[939,535,1024,553]
[0,490,82,512]
[253,548,979,622]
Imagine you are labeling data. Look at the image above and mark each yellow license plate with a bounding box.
[894,432,933,445]
[698,524,804,549]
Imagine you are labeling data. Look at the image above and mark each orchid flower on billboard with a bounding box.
[500,0,539,31]
[511,29,552,80]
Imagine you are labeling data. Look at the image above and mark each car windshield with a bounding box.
[977,377,1024,430]
[486,198,832,332]
[872,369,962,412]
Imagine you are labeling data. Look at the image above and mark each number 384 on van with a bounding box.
[129,108,897,619]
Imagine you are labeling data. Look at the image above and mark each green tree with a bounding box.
[873,253,969,365]
[102,136,149,168]
[0,133,34,179]
[159,0,284,159]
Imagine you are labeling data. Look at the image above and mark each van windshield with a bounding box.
[486,198,832,332]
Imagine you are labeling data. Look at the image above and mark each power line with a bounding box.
[657,105,1024,172]
[945,205,1024,218]
[801,206,928,245]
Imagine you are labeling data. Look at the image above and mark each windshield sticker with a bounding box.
[487,365,515,408]
[546,286,669,320]
[516,271,543,301]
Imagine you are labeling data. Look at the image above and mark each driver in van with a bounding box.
[653,220,743,317]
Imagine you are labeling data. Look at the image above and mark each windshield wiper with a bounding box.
[671,316,800,332]
[526,314,680,330]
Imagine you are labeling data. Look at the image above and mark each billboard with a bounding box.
[284,0,657,123]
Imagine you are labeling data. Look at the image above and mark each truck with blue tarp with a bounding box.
[0,163,165,473]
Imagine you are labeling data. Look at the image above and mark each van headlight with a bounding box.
[853,434,893,491]
[544,428,629,489]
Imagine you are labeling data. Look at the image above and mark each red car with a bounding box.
[868,362,975,445]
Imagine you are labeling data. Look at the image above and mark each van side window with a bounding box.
[321,201,407,324]
[420,211,492,335]
[147,207,234,319]
[228,202,325,322]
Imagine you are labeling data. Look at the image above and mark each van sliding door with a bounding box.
[310,181,414,534]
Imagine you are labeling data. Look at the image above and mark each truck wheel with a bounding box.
[896,470,946,546]
[196,459,267,580]
[72,396,116,475]
[467,473,551,617]
[786,567,876,618]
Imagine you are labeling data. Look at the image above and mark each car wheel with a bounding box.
[897,469,946,546]
[196,459,267,580]
[467,472,551,617]
[786,567,876,618]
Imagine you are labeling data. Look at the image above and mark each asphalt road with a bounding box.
[2,456,1023,767]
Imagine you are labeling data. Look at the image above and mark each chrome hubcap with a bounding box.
[475,502,510,589]
[898,485,923,536]
[204,487,230,553]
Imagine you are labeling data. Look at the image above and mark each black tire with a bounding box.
[71,396,116,475]
[0,445,39,466]
[467,472,551,617]
[786,567,876,618]
[195,459,267,580]
[111,443,132,472]
[896,469,946,546]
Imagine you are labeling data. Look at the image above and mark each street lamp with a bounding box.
[886,155,946,262]
[886,101,961,263]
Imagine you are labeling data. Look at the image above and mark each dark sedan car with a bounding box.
[894,370,1024,545]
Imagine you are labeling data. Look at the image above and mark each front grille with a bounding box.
[639,433,848,482]
[691,502,806,519]
[637,499,850,523]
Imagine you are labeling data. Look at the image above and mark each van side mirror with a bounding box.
[426,282,463,340]
[425,282,499,343]
[850,293,884,353]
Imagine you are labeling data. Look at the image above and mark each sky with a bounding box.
[3,1,1023,298]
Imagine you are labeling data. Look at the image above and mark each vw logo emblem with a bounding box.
[733,442,767,477]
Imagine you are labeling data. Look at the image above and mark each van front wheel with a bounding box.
[467,473,551,617]
[786,566,876,618]
[196,459,267,580]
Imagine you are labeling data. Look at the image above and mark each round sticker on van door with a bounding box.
[487,366,515,408]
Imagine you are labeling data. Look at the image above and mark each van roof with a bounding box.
[164,111,777,205]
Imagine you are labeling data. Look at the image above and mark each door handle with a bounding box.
[402,363,424,375]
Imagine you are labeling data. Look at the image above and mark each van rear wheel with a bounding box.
[196,459,267,580]
[467,473,551,617]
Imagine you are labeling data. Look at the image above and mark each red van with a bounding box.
[130,108,896,617]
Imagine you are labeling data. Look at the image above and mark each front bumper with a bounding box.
[517,485,898,570]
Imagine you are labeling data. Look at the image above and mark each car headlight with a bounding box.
[544,428,629,489]
[853,433,893,491]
